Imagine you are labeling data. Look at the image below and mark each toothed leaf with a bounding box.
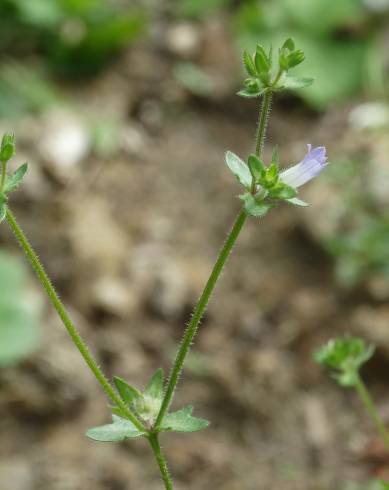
[160,405,209,433]
[4,163,28,193]
[86,415,145,442]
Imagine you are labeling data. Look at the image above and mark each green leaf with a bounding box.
[237,87,264,98]
[144,368,164,400]
[4,163,28,193]
[160,405,209,433]
[248,154,265,181]
[225,151,252,189]
[243,50,257,77]
[86,415,145,442]
[113,376,142,404]
[380,481,389,490]
[286,197,309,207]
[240,193,273,217]
[281,76,314,90]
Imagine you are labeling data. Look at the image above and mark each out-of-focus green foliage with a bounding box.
[327,216,389,287]
[322,159,389,288]
[174,0,231,19]
[233,0,380,109]
[0,0,146,77]
[0,63,62,118]
[0,252,41,366]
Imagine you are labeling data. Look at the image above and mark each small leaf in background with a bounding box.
[144,368,164,400]
[113,376,142,404]
[161,405,209,433]
[86,415,145,442]
[0,252,41,366]
[314,336,375,387]
[225,151,252,189]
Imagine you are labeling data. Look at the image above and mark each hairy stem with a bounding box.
[155,209,247,427]
[149,434,173,490]
[355,374,389,451]
[255,91,272,159]
[5,207,144,432]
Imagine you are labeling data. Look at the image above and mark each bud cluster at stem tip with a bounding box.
[239,37,314,98]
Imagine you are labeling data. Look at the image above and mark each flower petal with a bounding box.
[280,144,327,188]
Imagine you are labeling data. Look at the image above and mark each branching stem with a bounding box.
[355,374,389,452]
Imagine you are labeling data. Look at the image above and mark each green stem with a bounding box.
[148,433,173,490]
[155,209,247,428]
[0,161,6,191]
[5,207,145,433]
[355,374,389,451]
[255,91,272,159]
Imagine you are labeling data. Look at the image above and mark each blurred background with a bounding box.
[1,0,389,489]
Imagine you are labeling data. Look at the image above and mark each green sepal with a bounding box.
[237,78,265,98]
[268,184,297,200]
[113,376,142,404]
[160,405,209,433]
[248,154,265,182]
[282,38,295,52]
[240,192,273,217]
[86,415,145,442]
[380,481,389,490]
[0,134,15,162]
[4,163,28,193]
[242,50,257,77]
[263,162,279,186]
[144,368,164,400]
[225,151,252,189]
[254,44,271,84]
[286,197,309,207]
[237,87,265,98]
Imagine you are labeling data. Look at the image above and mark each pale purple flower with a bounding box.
[280,144,327,188]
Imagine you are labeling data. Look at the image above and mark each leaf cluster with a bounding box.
[314,336,375,387]
[86,368,209,442]
[0,134,28,222]
[239,38,313,98]
[225,150,305,218]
